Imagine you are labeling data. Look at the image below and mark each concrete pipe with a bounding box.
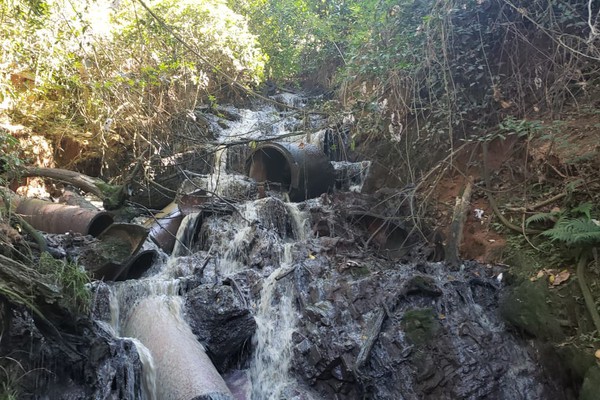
[16,198,113,237]
[245,142,334,202]
[124,296,234,400]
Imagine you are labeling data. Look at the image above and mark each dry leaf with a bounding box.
[531,270,545,282]
[536,270,545,279]
[552,270,570,286]
[595,349,600,360]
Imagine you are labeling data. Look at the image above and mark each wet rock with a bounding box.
[289,260,563,400]
[3,308,143,400]
[185,283,257,371]
[90,281,113,322]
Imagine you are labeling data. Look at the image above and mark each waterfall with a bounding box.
[103,289,158,400]
[82,91,562,400]
[130,338,158,400]
[250,244,298,399]
[99,207,238,398]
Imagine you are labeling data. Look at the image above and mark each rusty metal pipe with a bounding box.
[122,250,156,280]
[16,198,113,237]
[79,223,153,281]
[245,142,334,201]
[144,202,184,254]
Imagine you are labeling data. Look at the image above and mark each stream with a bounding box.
[84,94,565,399]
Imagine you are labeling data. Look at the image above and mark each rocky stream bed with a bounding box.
[1,95,595,399]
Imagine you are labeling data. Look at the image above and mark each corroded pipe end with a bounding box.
[16,198,114,237]
[121,250,157,281]
[88,213,115,237]
[245,142,334,201]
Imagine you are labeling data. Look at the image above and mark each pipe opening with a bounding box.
[123,250,157,280]
[248,148,291,190]
[87,213,114,237]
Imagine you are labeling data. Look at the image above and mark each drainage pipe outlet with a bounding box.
[16,198,113,237]
[245,142,334,202]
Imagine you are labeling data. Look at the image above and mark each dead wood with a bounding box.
[445,177,473,267]
[17,167,127,209]
[353,307,386,383]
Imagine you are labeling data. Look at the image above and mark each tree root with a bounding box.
[576,254,600,334]
[481,142,541,235]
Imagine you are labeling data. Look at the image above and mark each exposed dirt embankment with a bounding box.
[419,103,600,400]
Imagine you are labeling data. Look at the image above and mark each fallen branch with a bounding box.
[15,167,127,209]
[445,177,473,267]
[353,307,386,383]
[0,254,61,337]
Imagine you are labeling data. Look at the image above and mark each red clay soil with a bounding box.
[428,110,600,264]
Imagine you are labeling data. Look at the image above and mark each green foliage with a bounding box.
[498,117,543,139]
[0,353,34,400]
[1,0,269,174]
[115,0,266,87]
[38,253,91,314]
[228,0,331,80]
[542,218,600,247]
[0,131,22,183]
[524,210,561,227]
[504,233,566,275]
[528,203,600,247]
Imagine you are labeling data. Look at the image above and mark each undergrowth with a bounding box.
[38,253,91,314]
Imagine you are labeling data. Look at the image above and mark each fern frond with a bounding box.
[526,211,560,227]
[571,202,593,219]
[541,218,600,246]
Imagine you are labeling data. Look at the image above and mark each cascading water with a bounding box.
[89,92,563,400]
[250,244,299,399]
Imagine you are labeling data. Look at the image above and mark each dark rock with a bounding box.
[289,259,564,400]
[185,283,256,371]
[580,366,600,400]
[2,308,143,400]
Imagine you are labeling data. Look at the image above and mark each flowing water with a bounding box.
[91,93,560,400]
[250,244,299,399]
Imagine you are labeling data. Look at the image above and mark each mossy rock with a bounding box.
[500,279,563,341]
[580,365,600,400]
[401,308,440,346]
[557,346,597,383]
[403,275,442,297]
[350,265,371,278]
